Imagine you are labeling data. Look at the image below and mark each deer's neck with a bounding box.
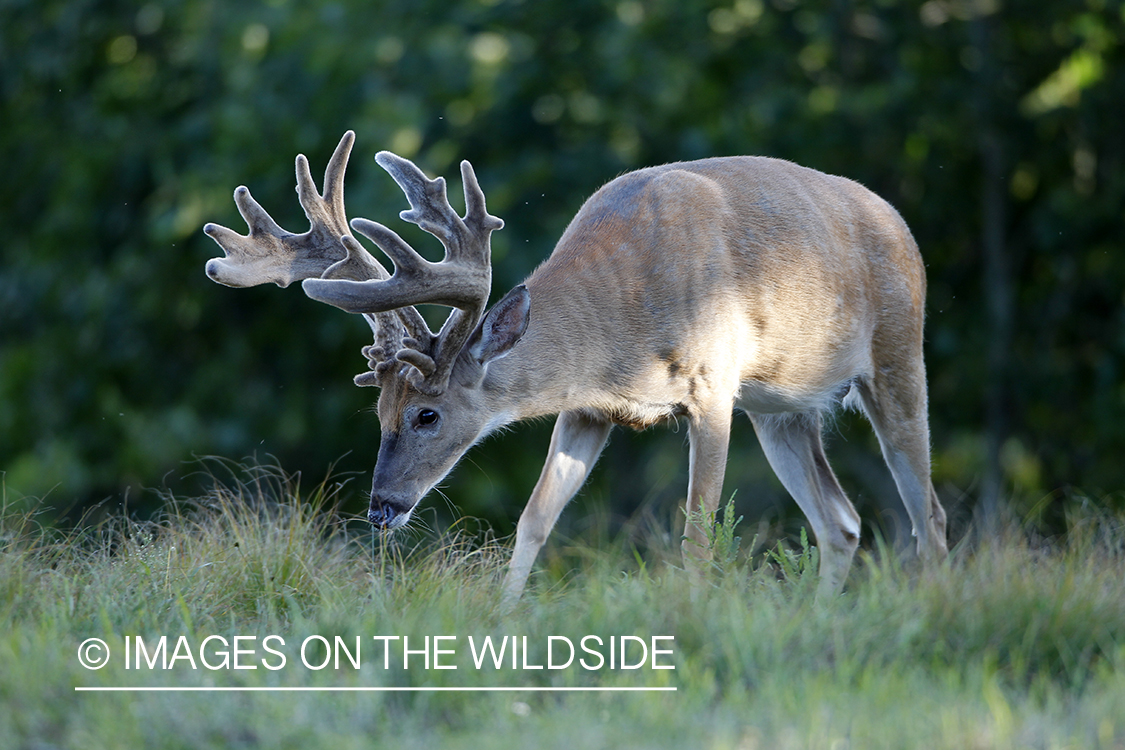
[480,278,619,421]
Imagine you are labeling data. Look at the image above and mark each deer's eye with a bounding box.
[416,409,439,427]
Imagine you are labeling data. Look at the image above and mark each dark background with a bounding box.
[3,0,1123,543]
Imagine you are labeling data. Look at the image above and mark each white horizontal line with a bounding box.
[75,686,676,693]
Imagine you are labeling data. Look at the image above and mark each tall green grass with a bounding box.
[2,465,1124,749]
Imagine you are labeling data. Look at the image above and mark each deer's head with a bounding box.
[203,132,528,528]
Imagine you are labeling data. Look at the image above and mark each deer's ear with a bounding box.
[471,285,530,364]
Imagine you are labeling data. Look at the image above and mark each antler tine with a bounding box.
[458,158,505,237]
[353,315,409,388]
[378,152,505,261]
[302,151,504,394]
[203,130,389,289]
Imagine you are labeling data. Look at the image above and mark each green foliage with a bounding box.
[3,0,1125,531]
[767,526,818,586]
[682,494,750,578]
[3,482,1125,747]
[708,495,745,574]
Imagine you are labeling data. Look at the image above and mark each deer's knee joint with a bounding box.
[516,520,551,551]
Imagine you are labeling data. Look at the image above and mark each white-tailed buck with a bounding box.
[204,131,948,603]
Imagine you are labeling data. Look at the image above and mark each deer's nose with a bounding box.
[368,494,410,529]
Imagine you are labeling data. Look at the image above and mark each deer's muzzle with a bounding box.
[368,494,412,529]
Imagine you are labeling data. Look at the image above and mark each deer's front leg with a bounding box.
[501,411,612,608]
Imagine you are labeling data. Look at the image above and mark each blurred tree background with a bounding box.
[2,0,1123,541]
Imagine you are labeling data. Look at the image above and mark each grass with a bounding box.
[2,464,1124,749]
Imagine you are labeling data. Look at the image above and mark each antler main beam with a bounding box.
[302,154,502,313]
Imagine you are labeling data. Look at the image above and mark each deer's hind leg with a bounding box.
[853,263,948,563]
[749,411,862,597]
[853,364,948,564]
